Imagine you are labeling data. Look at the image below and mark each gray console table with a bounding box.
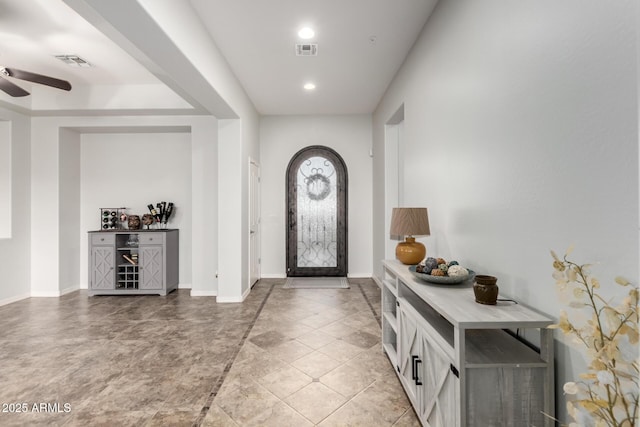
[381,259,554,427]
[88,229,179,296]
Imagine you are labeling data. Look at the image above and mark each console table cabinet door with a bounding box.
[400,299,458,426]
[397,303,420,407]
[419,331,458,427]
[139,246,163,289]
[91,247,115,289]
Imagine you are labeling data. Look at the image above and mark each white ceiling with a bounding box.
[0,0,437,116]
[0,0,159,87]
[190,0,437,115]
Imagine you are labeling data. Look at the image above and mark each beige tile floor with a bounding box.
[0,278,419,426]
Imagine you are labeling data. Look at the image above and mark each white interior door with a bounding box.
[249,159,260,287]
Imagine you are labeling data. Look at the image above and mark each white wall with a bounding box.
[0,108,30,304]
[216,119,243,301]
[79,132,192,288]
[0,120,11,239]
[62,0,260,300]
[191,118,219,296]
[59,129,81,295]
[31,115,218,297]
[260,115,373,278]
[372,0,638,422]
[136,0,261,301]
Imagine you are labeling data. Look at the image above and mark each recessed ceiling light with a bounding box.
[303,83,316,90]
[298,27,315,39]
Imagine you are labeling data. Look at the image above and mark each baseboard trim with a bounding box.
[261,273,372,279]
[216,286,250,303]
[372,275,383,289]
[31,285,79,298]
[259,273,286,279]
[0,292,30,306]
[347,273,373,278]
[216,296,243,303]
[30,291,63,297]
[190,290,217,297]
[179,283,192,289]
[60,286,78,296]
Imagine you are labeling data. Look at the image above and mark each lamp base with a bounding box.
[396,237,426,265]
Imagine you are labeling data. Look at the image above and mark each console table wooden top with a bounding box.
[382,259,553,329]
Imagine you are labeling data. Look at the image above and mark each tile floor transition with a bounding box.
[0,278,419,426]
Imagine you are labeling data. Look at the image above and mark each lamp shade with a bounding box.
[390,207,430,238]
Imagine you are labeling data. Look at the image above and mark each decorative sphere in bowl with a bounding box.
[448,265,469,277]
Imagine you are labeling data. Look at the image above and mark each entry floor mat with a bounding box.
[283,277,350,289]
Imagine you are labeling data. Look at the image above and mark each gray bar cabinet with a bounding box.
[88,229,179,296]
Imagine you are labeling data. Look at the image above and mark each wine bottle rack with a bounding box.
[100,207,126,230]
[117,264,138,289]
[116,233,139,289]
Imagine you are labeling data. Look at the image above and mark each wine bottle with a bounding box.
[165,202,174,223]
[147,204,158,220]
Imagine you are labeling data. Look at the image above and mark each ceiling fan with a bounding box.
[0,67,72,97]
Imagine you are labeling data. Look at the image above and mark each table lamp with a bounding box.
[390,207,430,265]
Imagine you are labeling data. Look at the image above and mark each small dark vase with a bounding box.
[473,275,499,305]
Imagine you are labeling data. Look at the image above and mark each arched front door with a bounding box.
[286,146,347,277]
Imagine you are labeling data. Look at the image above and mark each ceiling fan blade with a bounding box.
[3,67,72,91]
[0,76,30,97]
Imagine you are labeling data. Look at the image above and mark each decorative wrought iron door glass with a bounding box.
[296,156,338,267]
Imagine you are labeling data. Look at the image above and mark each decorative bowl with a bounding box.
[409,265,475,285]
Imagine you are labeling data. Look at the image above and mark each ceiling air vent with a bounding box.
[295,44,318,56]
[54,55,92,68]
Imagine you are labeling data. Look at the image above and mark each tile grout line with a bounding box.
[311,286,383,424]
[192,283,276,427]
[311,376,378,425]
[266,284,380,425]
[357,283,381,327]
[358,282,418,426]
[194,281,384,425]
